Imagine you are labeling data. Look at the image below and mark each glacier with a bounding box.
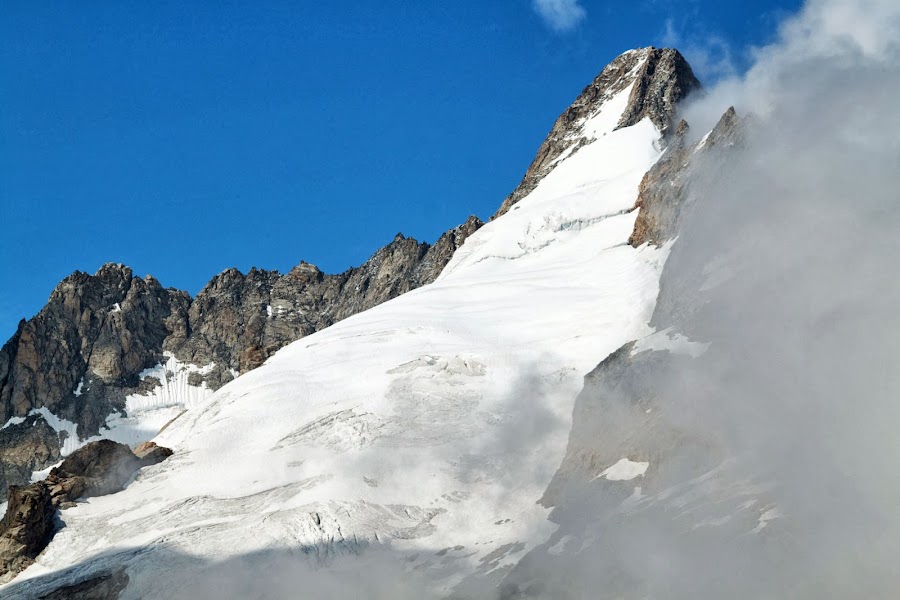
[1,49,679,598]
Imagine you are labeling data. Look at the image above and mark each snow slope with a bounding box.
[4,56,672,598]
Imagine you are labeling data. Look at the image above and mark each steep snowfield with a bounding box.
[4,65,671,597]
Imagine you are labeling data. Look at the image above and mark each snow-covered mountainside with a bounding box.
[1,47,704,598]
[0,211,482,494]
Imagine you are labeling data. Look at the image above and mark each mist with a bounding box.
[507,0,900,597]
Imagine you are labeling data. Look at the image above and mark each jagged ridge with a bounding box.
[493,47,700,219]
[0,215,482,491]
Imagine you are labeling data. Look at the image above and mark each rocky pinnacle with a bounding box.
[493,47,701,219]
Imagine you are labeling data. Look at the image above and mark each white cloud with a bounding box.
[532,0,586,33]
[661,18,737,82]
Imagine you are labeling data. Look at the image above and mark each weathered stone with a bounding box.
[45,440,142,503]
[0,415,62,494]
[0,440,171,580]
[0,483,54,579]
[133,441,173,467]
[629,106,746,248]
[493,47,701,219]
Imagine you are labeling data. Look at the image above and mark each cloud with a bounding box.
[532,0,586,33]
[660,18,737,82]
[497,0,900,597]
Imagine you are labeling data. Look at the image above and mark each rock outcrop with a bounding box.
[493,47,701,219]
[0,440,171,580]
[0,216,481,491]
[629,106,745,248]
[0,483,54,579]
[0,416,62,496]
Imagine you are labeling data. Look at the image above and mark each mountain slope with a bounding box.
[1,46,703,598]
[0,216,481,491]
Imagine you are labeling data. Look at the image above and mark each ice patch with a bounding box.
[1,416,26,430]
[694,130,712,152]
[29,407,81,456]
[112,302,122,313]
[101,352,215,446]
[266,305,273,318]
[31,461,62,483]
[631,327,710,358]
[72,378,84,397]
[596,458,650,481]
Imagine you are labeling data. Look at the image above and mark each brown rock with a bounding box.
[629,107,746,248]
[0,483,54,578]
[493,47,701,219]
[0,440,172,579]
[133,441,174,467]
[45,440,142,503]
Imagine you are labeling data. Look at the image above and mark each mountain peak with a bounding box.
[493,46,701,219]
[616,47,701,133]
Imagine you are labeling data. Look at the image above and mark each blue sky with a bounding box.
[0,0,801,341]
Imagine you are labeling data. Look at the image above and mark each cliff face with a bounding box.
[629,107,744,248]
[493,47,701,220]
[0,215,482,490]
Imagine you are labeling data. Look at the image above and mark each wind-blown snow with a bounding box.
[5,75,673,597]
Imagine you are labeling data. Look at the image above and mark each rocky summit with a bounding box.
[493,47,700,220]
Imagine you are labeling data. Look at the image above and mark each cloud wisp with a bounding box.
[532,0,587,33]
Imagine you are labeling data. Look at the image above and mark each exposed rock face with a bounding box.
[132,441,173,466]
[0,483,54,579]
[493,47,700,219]
[44,440,143,503]
[0,440,171,581]
[0,216,482,491]
[171,214,483,385]
[615,48,703,135]
[0,416,62,495]
[0,264,188,437]
[629,107,745,248]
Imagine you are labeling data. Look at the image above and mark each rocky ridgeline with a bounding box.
[0,216,482,491]
[0,440,172,582]
[493,47,701,219]
[629,106,744,248]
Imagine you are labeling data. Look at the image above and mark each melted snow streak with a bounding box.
[9,354,216,469]
[102,353,215,447]
[2,77,674,597]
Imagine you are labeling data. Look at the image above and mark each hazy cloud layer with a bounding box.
[522,0,900,597]
[532,0,586,32]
